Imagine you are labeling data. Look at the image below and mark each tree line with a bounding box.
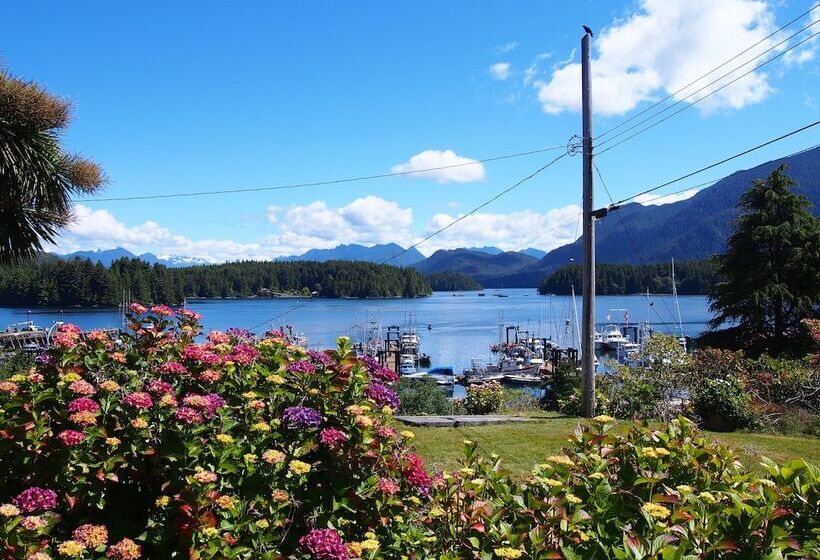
[0,257,432,307]
[425,272,483,291]
[537,258,719,296]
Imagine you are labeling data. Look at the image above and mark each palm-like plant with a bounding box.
[0,71,105,264]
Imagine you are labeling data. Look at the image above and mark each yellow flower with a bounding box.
[382,405,393,415]
[355,415,373,428]
[0,503,20,516]
[266,374,285,384]
[262,449,286,464]
[428,506,446,518]
[565,493,582,504]
[459,467,475,476]
[308,388,319,395]
[591,414,616,424]
[159,394,176,407]
[155,496,170,507]
[493,547,523,559]
[105,437,121,447]
[131,418,148,429]
[654,447,670,457]
[546,455,574,467]
[242,391,258,399]
[588,472,605,480]
[252,421,271,432]
[9,374,25,382]
[675,485,694,494]
[698,491,717,503]
[271,489,289,502]
[100,380,121,392]
[540,477,562,487]
[361,538,379,551]
[216,434,234,444]
[408,496,421,505]
[255,519,269,529]
[400,430,415,439]
[641,502,671,520]
[62,372,82,383]
[470,478,486,486]
[56,540,86,558]
[348,542,363,556]
[244,453,257,463]
[215,495,235,509]
[288,460,311,475]
[201,527,219,537]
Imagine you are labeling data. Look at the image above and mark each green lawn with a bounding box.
[407,413,820,478]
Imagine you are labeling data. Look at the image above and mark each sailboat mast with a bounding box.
[671,259,684,338]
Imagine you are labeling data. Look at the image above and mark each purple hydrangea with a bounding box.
[282,406,322,429]
[287,360,315,374]
[307,350,333,367]
[365,382,400,410]
[35,353,54,366]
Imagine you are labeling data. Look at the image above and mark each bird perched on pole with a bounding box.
[582,25,594,36]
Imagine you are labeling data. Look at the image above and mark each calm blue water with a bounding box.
[0,289,712,377]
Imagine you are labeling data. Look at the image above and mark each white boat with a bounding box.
[595,324,630,350]
[403,366,454,386]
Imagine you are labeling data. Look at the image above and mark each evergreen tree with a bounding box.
[709,165,820,350]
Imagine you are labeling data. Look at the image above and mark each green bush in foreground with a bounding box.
[397,377,453,415]
[464,381,503,414]
[424,416,819,559]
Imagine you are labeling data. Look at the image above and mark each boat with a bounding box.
[594,324,629,351]
[399,354,416,375]
[404,366,454,387]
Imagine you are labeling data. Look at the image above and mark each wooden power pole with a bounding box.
[581,26,596,417]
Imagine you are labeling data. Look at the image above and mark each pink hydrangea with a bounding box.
[57,323,82,334]
[68,397,100,413]
[68,380,96,395]
[226,344,258,366]
[129,303,147,314]
[0,381,18,394]
[378,478,400,495]
[146,379,173,394]
[54,332,79,348]
[181,393,225,417]
[158,361,188,376]
[14,487,57,513]
[402,453,430,490]
[73,523,109,547]
[207,331,230,344]
[299,528,349,560]
[122,392,153,410]
[181,344,222,366]
[319,428,349,448]
[58,430,85,446]
[177,308,203,321]
[150,304,175,317]
[85,330,108,342]
[175,407,203,424]
[106,537,142,559]
[198,369,221,383]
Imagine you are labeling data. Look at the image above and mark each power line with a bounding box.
[596,4,820,140]
[246,152,569,329]
[608,120,820,207]
[74,145,566,203]
[596,25,820,154]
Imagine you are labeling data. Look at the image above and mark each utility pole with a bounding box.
[580,26,596,417]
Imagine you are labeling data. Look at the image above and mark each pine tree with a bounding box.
[709,165,820,351]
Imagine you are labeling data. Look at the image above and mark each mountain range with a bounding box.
[56,145,820,286]
[60,248,210,268]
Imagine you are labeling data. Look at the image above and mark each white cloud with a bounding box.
[49,205,269,262]
[634,187,702,205]
[391,149,486,183]
[494,41,518,54]
[489,62,511,80]
[535,0,781,115]
[784,3,820,66]
[419,204,582,254]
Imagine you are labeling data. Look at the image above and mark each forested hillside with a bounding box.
[425,272,483,291]
[537,258,718,295]
[0,257,431,307]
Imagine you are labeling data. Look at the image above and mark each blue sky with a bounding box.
[3,0,819,261]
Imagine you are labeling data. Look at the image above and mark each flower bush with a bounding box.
[463,381,503,415]
[423,416,820,559]
[0,307,423,559]
[1,308,818,559]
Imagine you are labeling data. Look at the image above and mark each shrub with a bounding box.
[424,417,820,559]
[0,307,426,559]
[464,381,503,414]
[396,377,453,415]
[540,361,579,411]
[499,388,540,413]
[693,376,754,431]
[556,387,609,416]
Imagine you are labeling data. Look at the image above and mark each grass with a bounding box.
[408,413,820,478]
